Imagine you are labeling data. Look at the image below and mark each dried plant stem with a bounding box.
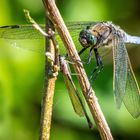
[39,20,56,140]
[43,0,113,140]
[40,76,56,140]
[24,9,56,140]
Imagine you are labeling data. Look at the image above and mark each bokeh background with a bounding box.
[0,0,140,140]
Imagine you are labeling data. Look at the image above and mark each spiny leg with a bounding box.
[64,47,88,65]
[64,47,89,66]
[89,47,104,82]
[78,47,88,55]
[87,47,94,64]
[74,46,92,64]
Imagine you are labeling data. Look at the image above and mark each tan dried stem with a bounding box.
[43,0,113,140]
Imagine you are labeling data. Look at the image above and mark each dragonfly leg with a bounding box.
[89,47,103,82]
[78,47,88,55]
[72,47,88,64]
[65,47,87,59]
[87,47,94,64]
[64,46,92,67]
[75,47,94,65]
[64,47,88,66]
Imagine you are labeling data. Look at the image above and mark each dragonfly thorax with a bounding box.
[79,22,127,49]
[79,29,97,48]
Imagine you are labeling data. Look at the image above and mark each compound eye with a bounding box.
[88,34,97,46]
[79,30,91,47]
[80,38,88,47]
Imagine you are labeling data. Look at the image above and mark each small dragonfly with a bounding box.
[45,50,93,128]
[59,55,92,128]
[0,21,140,118]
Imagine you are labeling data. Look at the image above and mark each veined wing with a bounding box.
[122,56,140,118]
[0,21,111,60]
[113,37,128,108]
[0,25,44,39]
[0,21,95,40]
[113,36,140,117]
[0,21,96,53]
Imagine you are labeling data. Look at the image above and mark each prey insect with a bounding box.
[59,56,93,128]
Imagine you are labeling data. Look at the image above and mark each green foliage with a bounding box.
[0,0,140,140]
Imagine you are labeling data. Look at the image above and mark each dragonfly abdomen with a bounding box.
[125,33,140,44]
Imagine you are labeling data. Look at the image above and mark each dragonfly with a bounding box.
[59,55,92,128]
[78,21,140,118]
[0,21,140,118]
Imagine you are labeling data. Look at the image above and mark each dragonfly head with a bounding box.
[79,29,97,48]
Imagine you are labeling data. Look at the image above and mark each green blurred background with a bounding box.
[0,0,140,140]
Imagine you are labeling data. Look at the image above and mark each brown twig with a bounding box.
[24,9,60,140]
[43,0,113,140]
[39,15,57,140]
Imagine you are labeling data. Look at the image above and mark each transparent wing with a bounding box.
[122,57,140,118]
[113,36,140,117]
[0,25,45,53]
[113,37,128,108]
[0,21,111,58]
[0,22,96,53]
[0,21,95,39]
[0,25,44,39]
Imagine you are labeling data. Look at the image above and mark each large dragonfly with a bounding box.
[0,21,140,118]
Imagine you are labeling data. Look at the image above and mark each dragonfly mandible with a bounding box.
[78,21,140,118]
[0,21,140,118]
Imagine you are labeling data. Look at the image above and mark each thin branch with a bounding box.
[24,9,50,37]
[24,9,58,140]
[39,20,56,140]
[43,0,113,140]
[24,10,60,140]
